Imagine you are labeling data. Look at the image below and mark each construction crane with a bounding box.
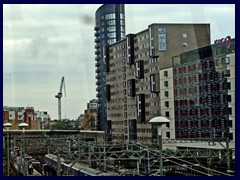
[55,76,66,121]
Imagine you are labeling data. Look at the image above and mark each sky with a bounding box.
[3,4,235,120]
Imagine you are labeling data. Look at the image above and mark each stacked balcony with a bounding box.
[95,61,101,68]
[127,79,135,97]
[126,34,135,65]
[95,37,100,43]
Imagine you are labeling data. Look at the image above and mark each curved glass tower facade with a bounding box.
[94,4,125,131]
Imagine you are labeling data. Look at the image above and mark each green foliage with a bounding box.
[51,121,83,130]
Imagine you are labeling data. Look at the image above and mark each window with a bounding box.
[120,19,124,26]
[164,70,168,77]
[229,132,233,140]
[121,43,125,49]
[123,81,126,88]
[174,90,178,96]
[122,51,125,57]
[124,105,127,111]
[174,79,177,86]
[229,120,233,127]
[150,74,157,92]
[105,13,115,20]
[225,57,230,64]
[165,111,170,118]
[228,95,232,102]
[136,94,146,122]
[183,43,188,47]
[183,67,186,73]
[198,74,202,81]
[228,108,232,115]
[225,70,230,77]
[108,32,116,38]
[198,63,201,70]
[122,58,125,65]
[107,26,116,32]
[182,33,188,38]
[164,81,168,87]
[166,122,170,128]
[120,13,124,19]
[166,132,170,138]
[108,39,116,44]
[188,88,192,94]
[178,68,181,74]
[227,82,231,90]
[178,78,182,85]
[109,20,116,26]
[173,68,177,75]
[165,91,169,97]
[135,60,144,79]
[183,77,186,84]
[165,101,169,107]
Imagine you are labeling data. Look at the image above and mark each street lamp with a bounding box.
[4,123,12,176]
[149,116,170,176]
[18,122,29,176]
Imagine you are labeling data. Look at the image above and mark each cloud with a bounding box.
[3,4,235,119]
[125,4,235,42]
[30,36,48,57]
[3,4,24,21]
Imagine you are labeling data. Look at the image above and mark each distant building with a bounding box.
[87,99,98,110]
[35,111,50,129]
[94,4,126,131]
[3,106,50,130]
[77,114,84,127]
[3,106,26,129]
[84,99,99,130]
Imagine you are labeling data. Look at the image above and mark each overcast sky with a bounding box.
[3,4,235,120]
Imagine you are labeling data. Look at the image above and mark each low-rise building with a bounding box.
[3,106,50,130]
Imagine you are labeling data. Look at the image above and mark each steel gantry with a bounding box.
[4,130,235,176]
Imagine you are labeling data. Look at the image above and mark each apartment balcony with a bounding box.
[96,91,102,98]
[94,32,100,37]
[95,61,101,67]
[94,26,100,31]
[95,56,100,61]
[95,49,100,55]
[96,80,101,86]
[96,86,101,92]
[95,37,100,43]
[96,74,101,79]
[95,44,100,49]
[95,68,101,73]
